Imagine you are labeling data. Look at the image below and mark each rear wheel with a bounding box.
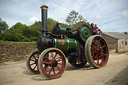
[38,48,66,79]
[85,35,109,68]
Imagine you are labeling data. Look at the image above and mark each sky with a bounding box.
[0,0,128,32]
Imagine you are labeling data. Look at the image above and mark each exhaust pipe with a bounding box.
[40,5,48,32]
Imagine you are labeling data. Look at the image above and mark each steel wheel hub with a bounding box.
[52,60,58,67]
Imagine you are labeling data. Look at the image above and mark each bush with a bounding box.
[2,33,25,42]
[21,38,31,42]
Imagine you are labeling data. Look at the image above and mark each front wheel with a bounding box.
[26,49,40,74]
[38,48,66,79]
[85,35,109,68]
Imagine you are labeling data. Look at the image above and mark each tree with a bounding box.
[30,18,56,32]
[65,10,89,30]
[124,32,128,35]
[1,22,32,42]
[72,21,90,30]
[47,18,56,32]
[65,10,86,26]
[10,22,28,30]
[0,18,8,33]
[30,21,42,31]
[1,29,25,41]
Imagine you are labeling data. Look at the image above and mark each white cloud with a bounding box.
[122,11,128,18]
[27,17,39,25]
[0,0,128,32]
[96,15,102,19]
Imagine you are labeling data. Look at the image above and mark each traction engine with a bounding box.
[26,5,109,79]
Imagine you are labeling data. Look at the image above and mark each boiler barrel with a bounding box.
[54,38,79,51]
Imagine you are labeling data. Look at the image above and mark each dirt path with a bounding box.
[0,53,128,85]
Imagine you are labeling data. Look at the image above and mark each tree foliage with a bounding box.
[1,29,25,41]
[0,18,57,42]
[0,22,41,42]
[124,32,128,35]
[0,18,8,33]
[47,18,56,32]
[65,10,86,25]
[65,10,89,30]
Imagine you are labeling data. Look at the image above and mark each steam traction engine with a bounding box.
[26,5,109,79]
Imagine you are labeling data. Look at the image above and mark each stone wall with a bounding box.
[0,42,36,62]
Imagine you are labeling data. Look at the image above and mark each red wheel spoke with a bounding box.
[51,52,53,58]
[53,53,57,60]
[100,56,104,63]
[57,66,61,72]
[100,55,104,59]
[45,56,50,61]
[96,57,99,65]
[92,53,95,58]
[98,39,102,46]
[58,63,62,65]
[99,38,102,42]
[100,53,107,56]
[57,56,62,62]
[48,67,53,75]
[44,65,49,70]
[98,54,101,59]
[91,51,97,53]
[94,39,98,47]
[98,55,104,63]
[42,61,51,65]
[52,67,56,75]
[101,45,106,49]
[91,44,97,49]
[93,54,98,59]
[101,50,104,52]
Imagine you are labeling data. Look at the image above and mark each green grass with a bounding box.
[0,40,36,43]
[13,41,36,43]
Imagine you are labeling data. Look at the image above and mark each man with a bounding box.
[91,23,97,35]
[95,24,99,34]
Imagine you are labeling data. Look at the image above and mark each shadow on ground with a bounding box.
[66,63,95,71]
[104,66,128,85]
[21,63,95,81]
[21,67,37,75]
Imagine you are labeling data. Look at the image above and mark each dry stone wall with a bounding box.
[0,42,36,62]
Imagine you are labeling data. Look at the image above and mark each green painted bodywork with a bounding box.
[60,27,66,34]
[80,25,91,42]
[54,38,79,51]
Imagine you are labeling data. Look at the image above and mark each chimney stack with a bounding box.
[40,5,48,32]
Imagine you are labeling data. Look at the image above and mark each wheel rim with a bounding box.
[26,50,40,74]
[79,24,92,42]
[91,36,108,67]
[38,48,66,79]
[85,35,109,68]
